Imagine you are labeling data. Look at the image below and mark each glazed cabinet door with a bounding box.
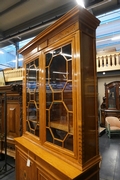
[44,41,74,152]
[105,82,120,110]
[118,85,120,109]
[107,85,117,109]
[25,58,39,137]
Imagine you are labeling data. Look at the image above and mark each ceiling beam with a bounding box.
[0,0,28,16]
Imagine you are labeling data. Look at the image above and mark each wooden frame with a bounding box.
[101,81,120,126]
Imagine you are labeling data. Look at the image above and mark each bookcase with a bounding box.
[15,5,100,180]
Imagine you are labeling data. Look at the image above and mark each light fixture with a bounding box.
[7,58,23,63]
[111,36,120,40]
[87,0,111,10]
[97,35,120,43]
[96,38,110,43]
[60,53,72,57]
[76,0,85,8]
[53,71,68,75]
[0,50,4,54]
[18,58,23,61]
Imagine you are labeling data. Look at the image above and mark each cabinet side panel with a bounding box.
[7,103,20,137]
[9,107,15,132]
[81,31,99,163]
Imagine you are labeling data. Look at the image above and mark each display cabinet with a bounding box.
[101,81,120,126]
[15,5,100,180]
[0,84,22,157]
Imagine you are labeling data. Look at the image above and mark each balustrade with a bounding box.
[4,68,23,82]
[97,52,120,72]
[2,52,120,83]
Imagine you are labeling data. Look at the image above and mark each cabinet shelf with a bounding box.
[50,120,73,133]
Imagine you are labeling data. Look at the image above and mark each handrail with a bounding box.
[4,68,24,82]
[97,51,120,72]
[2,51,120,83]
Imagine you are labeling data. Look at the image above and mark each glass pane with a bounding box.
[64,134,73,151]
[108,86,116,108]
[119,86,120,109]
[26,58,39,137]
[50,55,66,91]
[45,43,73,151]
[63,82,72,111]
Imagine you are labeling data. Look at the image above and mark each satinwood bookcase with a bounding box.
[15,5,100,180]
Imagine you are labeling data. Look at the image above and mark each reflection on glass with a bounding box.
[108,86,116,108]
[45,44,73,151]
[26,58,39,137]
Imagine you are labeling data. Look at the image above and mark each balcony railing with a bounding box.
[2,51,120,83]
[4,68,23,82]
[97,52,120,72]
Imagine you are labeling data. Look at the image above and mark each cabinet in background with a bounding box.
[101,81,120,126]
[15,5,100,180]
[0,84,22,157]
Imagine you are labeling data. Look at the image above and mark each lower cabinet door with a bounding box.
[16,148,36,180]
[37,168,50,180]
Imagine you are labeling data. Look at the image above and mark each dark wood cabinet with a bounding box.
[15,5,100,180]
[101,81,120,126]
[0,84,22,157]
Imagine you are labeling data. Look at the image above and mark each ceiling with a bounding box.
[0,0,120,53]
